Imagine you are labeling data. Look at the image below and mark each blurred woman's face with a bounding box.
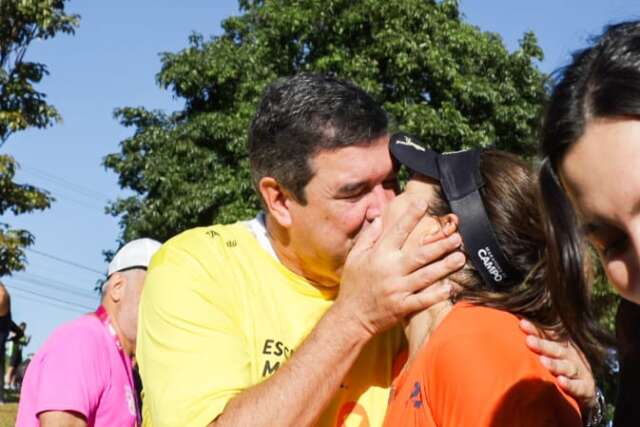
[382,175,448,250]
[560,117,640,304]
[404,175,440,200]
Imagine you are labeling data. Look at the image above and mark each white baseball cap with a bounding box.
[107,238,162,277]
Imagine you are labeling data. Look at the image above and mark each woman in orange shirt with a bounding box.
[382,135,605,426]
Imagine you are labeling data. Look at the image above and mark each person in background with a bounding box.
[6,321,30,391]
[16,238,161,427]
[523,19,640,427]
[0,282,22,404]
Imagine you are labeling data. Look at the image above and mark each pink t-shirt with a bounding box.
[16,314,137,427]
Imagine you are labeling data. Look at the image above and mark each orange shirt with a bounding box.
[384,303,581,427]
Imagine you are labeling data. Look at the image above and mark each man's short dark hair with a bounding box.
[249,73,388,204]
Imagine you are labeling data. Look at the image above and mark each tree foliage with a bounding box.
[0,0,79,276]
[105,0,547,243]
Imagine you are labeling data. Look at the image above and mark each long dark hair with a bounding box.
[427,150,567,337]
[539,21,640,368]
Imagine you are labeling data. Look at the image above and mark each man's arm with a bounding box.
[39,410,87,427]
[212,198,464,427]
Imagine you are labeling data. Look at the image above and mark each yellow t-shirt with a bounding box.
[137,221,404,427]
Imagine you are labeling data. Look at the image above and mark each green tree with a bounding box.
[105,0,547,243]
[0,0,79,276]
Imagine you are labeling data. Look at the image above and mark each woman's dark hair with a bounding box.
[427,150,569,340]
[538,20,640,368]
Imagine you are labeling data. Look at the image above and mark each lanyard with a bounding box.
[94,306,142,427]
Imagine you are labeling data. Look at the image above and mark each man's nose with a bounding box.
[365,184,394,221]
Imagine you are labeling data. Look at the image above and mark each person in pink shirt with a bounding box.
[16,238,161,427]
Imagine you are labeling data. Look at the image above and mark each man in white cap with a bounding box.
[16,238,161,427]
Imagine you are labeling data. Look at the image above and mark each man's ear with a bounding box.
[258,177,295,228]
[106,273,127,303]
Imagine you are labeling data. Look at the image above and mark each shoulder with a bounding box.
[151,222,254,270]
[167,222,253,250]
[32,315,110,374]
[45,315,107,352]
[423,304,581,426]
[425,304,540,381]
[431,303,522,346]
[141,223,257,318]
[51,315,101,337]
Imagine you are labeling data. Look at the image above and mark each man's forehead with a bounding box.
[310,137,392,169]
[310,145,394,188]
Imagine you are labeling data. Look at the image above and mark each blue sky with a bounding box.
[3,0,639,355]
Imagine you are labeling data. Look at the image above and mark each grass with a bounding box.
[0,404,16,427]
[0,390,19,427]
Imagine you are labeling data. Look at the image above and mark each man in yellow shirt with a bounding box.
[137,73,465,427]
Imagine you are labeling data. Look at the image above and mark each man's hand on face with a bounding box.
[335,192,466,340]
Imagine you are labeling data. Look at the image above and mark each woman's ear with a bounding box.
[440,214,459,236]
